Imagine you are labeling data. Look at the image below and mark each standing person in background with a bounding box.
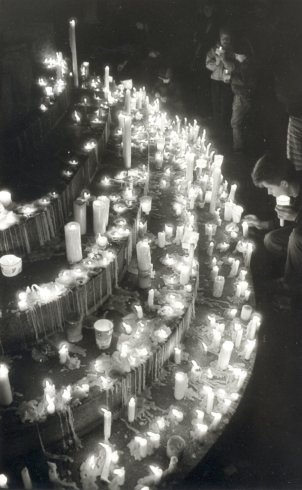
[206,27,235,141]
[189,0,221,117]
[230,41,256,152]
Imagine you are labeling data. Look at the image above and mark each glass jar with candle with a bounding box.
[65,311,83,343]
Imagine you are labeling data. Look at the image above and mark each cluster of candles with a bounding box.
[0,53,264,489]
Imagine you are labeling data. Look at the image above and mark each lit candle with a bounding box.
[113,468,125,486]
[229,184,237,202]
[135,436,148,458]
[210,412,222,431]
[93,196,110,235]
[59,343,69,364]
[210,165,221,214]
[207,241,214,256]
[0,364,13,406]
[235,325,243,349]
[149,466,163,484]
[73,198,87,235]
[122,116,132,169]
[64,222,82,264]
[174,372,188,400]
[232,205,244,224]
[195,409,205,423]
[125,89,131,115]
[212,329,222,350]
[147,431,160,449]
[69,19,79,87]
[229,259,240,278]
[203,386,215,414]
[0,190,12,208]
[175,225,184,244]
[104,65,110,91]
[164,224,173,240]
[135,305,143,319]
[99,443,112,481]
[224,201,234,221]
[174,347,182,365]
[128,397,136,423]
[194,423,208,442]
[171,408,184,423]
[148,289,154,308]
[0,474,8,488]
[242,221,248,238]
[21,467,33,490]
[276,195,290,227]
[211,265,219,281]
[244,340,256,360]
[140,196,152,214]
[180,265,191,286]
[217,341,234,370]
[213,275,225,297]
[237,370,248,389]
[136,241,151,272]
[102,408,112,442]
[241,304,253,321]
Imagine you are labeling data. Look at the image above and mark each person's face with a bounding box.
[204,4,214,18]
[262,181,288,197]
[220,34,231,49]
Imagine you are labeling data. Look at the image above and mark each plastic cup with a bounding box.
[94,319,114,349]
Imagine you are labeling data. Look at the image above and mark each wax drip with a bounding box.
[66,406,82,449]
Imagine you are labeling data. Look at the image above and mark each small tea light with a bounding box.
[171,408,184,423]
[69,159,79,166]
[149,466,163,484]
[147,431,160,449]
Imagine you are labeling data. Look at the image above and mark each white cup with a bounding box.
[94,319,113,349]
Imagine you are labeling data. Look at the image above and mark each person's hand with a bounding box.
[244,214,269,230]
[235,53,247,63]
[275,206,298,222]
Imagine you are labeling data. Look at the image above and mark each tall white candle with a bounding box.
[158,231,166,248]
[148,289,154,308]
[128,397,136,423]
[69,19,79,87]
[64,222,82,264]
[210,166,221,214]
[217,341,234,370]
[174,372,188,400]
[235,326,243,349]
[73,198,87,235]
[241,304,253,321]
[213,275,225,298]
[242,221,249,238]
[204,386,215,414]
[229,259,240,278]
[136,436,148,458]
[102,408,112,442]
[0,364,13,406]
[136,241,151,272]
[99,443,112,481]
[175,225,184,244]
[125,89,131,115]
[122,116,132,169]
[104,65,110,91]
[93,197,110,235]
[186,152,195,182]
[229,184,237,202]
[244,339,256,360]
[21,467,32,490]
[164,224,173,240]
